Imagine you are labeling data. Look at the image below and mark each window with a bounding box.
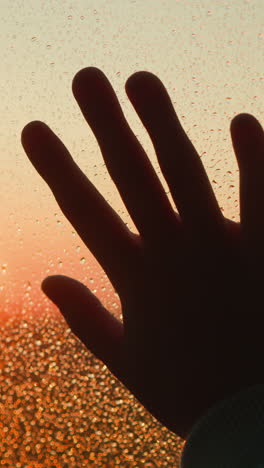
[0,1,263,466]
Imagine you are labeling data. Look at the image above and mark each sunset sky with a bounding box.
[1,1,264,465]
[0,0,263,308]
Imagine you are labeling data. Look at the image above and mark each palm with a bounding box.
[21,67,264,439]
[118,219,251,439]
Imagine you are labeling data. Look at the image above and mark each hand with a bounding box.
[21,67,264,440]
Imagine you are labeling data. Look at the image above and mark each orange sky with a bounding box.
[1,0,263,323]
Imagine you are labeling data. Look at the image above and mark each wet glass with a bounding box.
[0,1,263,466]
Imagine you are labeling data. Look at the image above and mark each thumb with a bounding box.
[42,275,125,378]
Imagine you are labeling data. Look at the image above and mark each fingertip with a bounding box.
[125,70,157,98]
[41,274,58,293]
[42,273,71,287]
[72,66,105,98]
[21,120,50,152]
[230,113,263,136]
[41,275,69,303]
[22,120,48,137]
[42,275,91,304]
[230,113,264,166]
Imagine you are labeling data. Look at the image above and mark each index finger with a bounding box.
[21,120,137,293]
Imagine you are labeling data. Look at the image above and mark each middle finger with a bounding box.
[72,67,181,245]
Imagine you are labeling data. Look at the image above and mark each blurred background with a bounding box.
[0,0,263,466]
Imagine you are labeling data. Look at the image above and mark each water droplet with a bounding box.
[80,257,86,264]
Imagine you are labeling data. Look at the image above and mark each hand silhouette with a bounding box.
[21,67,264,440]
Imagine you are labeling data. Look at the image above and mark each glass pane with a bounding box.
[0,0,263,466]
